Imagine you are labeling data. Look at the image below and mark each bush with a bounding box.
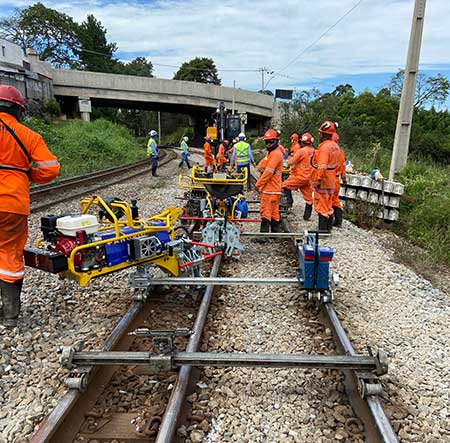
[24,118,146,178]
[44,99,61,118]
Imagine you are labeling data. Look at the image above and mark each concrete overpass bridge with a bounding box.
[52,70,278,134]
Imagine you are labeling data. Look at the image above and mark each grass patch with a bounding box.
[24,118,146,179]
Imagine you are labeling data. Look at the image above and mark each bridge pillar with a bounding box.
[78,97,91,122]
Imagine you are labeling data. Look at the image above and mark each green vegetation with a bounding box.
[24,118,146,178]
[281,75,450,265]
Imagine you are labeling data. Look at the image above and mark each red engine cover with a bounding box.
[55,236,82,266]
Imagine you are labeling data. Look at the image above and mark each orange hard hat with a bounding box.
[263,129,279,140]
[318,120,337,134]
[301,132,314,144]
[332,132,340,143]
[0,85,25,110]
[290,133,299,141]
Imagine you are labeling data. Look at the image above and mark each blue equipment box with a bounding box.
[99,227,141,266]
[298,243,334,290]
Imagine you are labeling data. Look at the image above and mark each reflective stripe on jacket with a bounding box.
[288,145,314,180]
[255,145,284,195]
[311,139,339,190]
[233,141,252,164]
[147,138,158,157]
[0,112,60,215]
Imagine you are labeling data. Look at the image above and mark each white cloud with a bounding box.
[2,0,450,91]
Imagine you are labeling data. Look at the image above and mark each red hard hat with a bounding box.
[332,132,340,143]
[318,120,337,134]
[290,133,299,141]
[301,132,314,144]
[263,129,279,140]
[0,85,25,110]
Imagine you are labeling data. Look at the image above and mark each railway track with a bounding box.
[30,174,397,442]
[30,147,177,213]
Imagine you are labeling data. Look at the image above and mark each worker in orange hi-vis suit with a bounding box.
[282,132,315,220]
[203,136,214,172]
[216,139,229,171]
[0,85,60,327]
[256,129,285,233]
[311,120,340,232]
[331,132,346,228]
[290,133,300,155]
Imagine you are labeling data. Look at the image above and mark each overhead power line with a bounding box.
[265,0,364,88]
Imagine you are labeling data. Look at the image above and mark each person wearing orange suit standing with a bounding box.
[216,139,228,171]
[0,85,60,327]
[290,133,300,155]
[311,121,340,232]
[256,129,285,233]
[282,132,315,220]
[203,136,214,172]
[331,132,346,227]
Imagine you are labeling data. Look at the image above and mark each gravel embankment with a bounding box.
[0,152,201,443]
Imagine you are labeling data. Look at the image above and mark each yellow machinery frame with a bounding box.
[36,196,184,286]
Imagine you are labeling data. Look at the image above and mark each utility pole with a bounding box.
[259,67,274,91]
[389,0,427,180]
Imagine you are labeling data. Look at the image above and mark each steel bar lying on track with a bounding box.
[150,277,299,286]
[156,254,222,443]
[67,351,383,372]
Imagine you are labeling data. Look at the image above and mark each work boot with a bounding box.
[303,204,313,221]
[271,220,282,233]
[283,189,293,209]
[152,168,158,177]
[327,214,334,232]
[333,206,343,227]
[318,214,329,232]
[255,218,270,243]
[0,279,22,327]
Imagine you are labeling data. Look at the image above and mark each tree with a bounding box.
[117,57,153,77]
[76,14,117,72]
[0,3,80,67]
[389,70,450,108]
[173,57,221,85]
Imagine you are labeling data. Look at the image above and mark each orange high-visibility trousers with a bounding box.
[313,189,334,218]
[331,178,342,208]
[0,212,28,283]
[282,176,313,205]
[260,193,281,221]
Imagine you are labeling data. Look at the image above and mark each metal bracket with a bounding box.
[129,327,192,355]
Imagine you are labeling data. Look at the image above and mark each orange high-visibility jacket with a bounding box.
[256,145,284,195]
[336,145,346,180]
[288,145,314,180]
[217,143,227,166]
[310,139,339,191]
[291,141,300,155]
[0,113,60,215]
[204,142,214,165]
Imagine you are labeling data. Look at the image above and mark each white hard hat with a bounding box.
[183,136,188,142]
[149,130,157,136]
[238,132,245,138]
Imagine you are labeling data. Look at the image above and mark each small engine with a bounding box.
[25,213,171,274]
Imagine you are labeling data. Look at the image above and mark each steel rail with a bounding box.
[282,218,398,443]
[30,149,177,213]
[31,300,144,443]
[150,276,299,286]
[156,254,222,443]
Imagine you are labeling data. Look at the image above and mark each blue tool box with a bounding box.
[298,240,334,290]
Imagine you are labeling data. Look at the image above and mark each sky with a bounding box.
[1,0,450,107]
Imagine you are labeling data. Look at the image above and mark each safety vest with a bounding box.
[181,141,189,154]
[234,141,250,164]
[147,138,158,157]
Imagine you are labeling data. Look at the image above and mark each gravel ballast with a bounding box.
[1,160,449,443]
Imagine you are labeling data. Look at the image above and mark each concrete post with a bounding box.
[389,0,427,179]
[78,97,91,122]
